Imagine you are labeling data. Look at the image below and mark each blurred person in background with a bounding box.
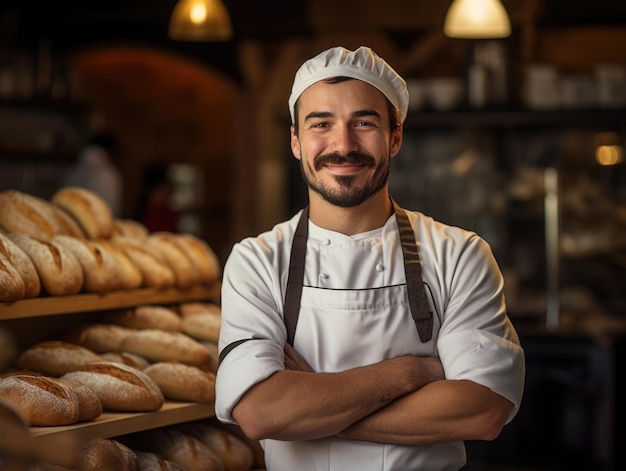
[64,131,123,217]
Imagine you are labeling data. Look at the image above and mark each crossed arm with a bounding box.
[232,344,513,445]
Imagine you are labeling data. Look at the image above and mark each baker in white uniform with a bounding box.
[215,46,525,471]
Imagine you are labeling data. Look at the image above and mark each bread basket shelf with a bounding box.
[0,283,220,320]
[30,401,215,441]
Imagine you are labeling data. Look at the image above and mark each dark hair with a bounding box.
[292,77,401,135]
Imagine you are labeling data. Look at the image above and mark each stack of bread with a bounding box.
[0,302,265,470]
[0,187,221,301]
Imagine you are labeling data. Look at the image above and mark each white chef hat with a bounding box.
[288,46,409,124]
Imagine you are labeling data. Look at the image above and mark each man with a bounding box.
[215,46,525,470]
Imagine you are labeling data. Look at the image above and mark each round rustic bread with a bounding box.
[122,329,212,367]
[102,305,182,332]
[9,233,83,296]
[74,438,138,471]
[180,423,254,471]
[146,232,201,289]
[52,235,120,292]
[0,251,26,302]
[62,361,164,412]
[144,362,216,403]
[111,236,176,289]
[0,231,41,298]
[0,374,80,426]
[15,340,102,377]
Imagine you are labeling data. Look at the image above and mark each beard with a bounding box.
[300,151,390,207]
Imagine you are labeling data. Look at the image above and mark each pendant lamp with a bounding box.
[443,0,511,38]
[168,0,233,41]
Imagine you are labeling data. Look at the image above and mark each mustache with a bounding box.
[313,152,376,171]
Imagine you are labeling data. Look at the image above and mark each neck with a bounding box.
[308,190,393,235]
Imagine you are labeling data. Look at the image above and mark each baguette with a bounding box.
[100,351,150,371]
[112,236,176,289]
[0,374,80,426]
[144,362,216,403]
[135,451,186,471]
[146,232,201,289]
[51,187,114,239]
[174,234,221,284]
[179,423,254,471]
[63,323,134,353]
[122,329,212,367]
[181,313,221,343]
[15,340,102,377]
[9,233,83,296]
[0,189,59,238]
[52,235,120,292]
[98,239,144,290]
[62,361,164,412]
[102,305,183,332]
[0,231,41,298]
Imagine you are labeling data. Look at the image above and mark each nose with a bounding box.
[330,124,359,155]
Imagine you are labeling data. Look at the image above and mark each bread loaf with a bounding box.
[174,234,221,284]
[98,239,144,290]
[63,323,133,353]
[15,340,102,377]
[144,362,216,403]
[181,313,221,343]
[135,451,186,471]
[48,203,87,239]
[9,233,83,296]
[51,187,114,239]
[179,302,222,317]
[0,374,79,426]
[62,361,164,412]
[113,218,149,241]
[180,423,254,471]
[129,428,225,471]
[0,231,41,298]
[146,232,201,289]
[100,351,150,371]
[102,305,182,332]
[122,329,212,367]
[73,439,138,471]
[0,251,26,301]
[0,189,59,238]
[52,235,120,292]
[112,236,176,289]
[57,378,103,421]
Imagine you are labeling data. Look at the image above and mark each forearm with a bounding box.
[339,379,514,445]
[232,355,438,441]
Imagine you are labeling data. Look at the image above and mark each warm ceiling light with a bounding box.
[443,0,511,38]
[168,0,233,42]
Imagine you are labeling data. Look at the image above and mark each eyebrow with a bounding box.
[303,109,382,122]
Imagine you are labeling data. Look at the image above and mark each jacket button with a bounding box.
[375,263,384,272]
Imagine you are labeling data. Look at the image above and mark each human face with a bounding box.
[290,79,402,208]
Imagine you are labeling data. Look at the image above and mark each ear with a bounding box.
[390,127,403,158]
[290,125,301,160]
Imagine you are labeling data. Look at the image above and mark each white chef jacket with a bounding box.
[216,208,525,471]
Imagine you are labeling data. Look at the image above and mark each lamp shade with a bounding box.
[443,0,511,38]
[168,0,233,42]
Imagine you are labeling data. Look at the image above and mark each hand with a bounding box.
[284,343,314,372]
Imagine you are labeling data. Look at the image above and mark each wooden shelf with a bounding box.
[30,401,215,441]
[0,284,221,320]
